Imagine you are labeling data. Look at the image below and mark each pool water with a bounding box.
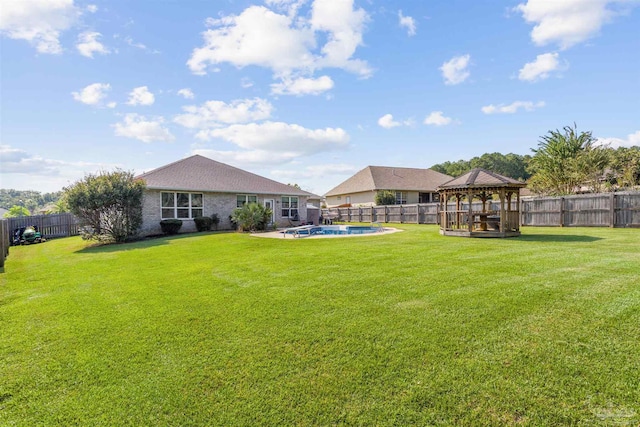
[284,224,384,237]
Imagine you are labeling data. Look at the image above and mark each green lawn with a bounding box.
[1,225,639,426]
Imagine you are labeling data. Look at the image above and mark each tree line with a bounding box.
[431,125,640,196]
[0,189,65,216]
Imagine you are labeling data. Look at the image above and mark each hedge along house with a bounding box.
[438,168,527,238]
[136,155,320,235]
[324,166,453,207]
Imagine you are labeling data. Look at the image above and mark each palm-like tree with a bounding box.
[528,124,608,195]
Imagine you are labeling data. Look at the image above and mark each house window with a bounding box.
[237,194,258,207]
[395,191,407,205]
[281,196,299,218]
[346,196,351,205]
[161,192,203,219]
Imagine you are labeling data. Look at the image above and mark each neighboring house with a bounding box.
[137,155,320,235]
[324,166,453,207]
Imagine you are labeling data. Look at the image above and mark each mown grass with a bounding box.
[1,225,639,426]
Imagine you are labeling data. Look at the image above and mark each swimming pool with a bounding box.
[282,224,384,237]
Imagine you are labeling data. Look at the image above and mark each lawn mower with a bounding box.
[12,225,46,245]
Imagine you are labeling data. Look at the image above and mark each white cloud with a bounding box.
[515,0,637,50]
[76,31,110,58]
[115,35,161,54]
[271,75,334,96]
[398,10,417,36]
[518,52,564,81]
[440,54,471,85]
[86,4,98,13]
[188,6,315,76]
[0,144,118,192]
[177,88,195,99]
[378,114,401,129]
[241,77,254,88]
[424,111,455,126]
[193,121,349,166]
[71,83,111,106]
[310,0,371,76]
[377,113,414,129]
[187,1,371,82]
[113,114,175,143]
[126,86,155,106]
[265,0,307,17]
[596,130,640,149]
[174,98,273,129]
[0,0,81,54]
[481,101,545,114]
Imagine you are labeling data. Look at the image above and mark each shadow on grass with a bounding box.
[75,231,233,254]
[518,234,603,243]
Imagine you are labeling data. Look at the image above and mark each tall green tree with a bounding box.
[608,146,640,189]
[64,170,145,243]
[3,205,31,218]
[528,124,608,195]
[431,153,531,181]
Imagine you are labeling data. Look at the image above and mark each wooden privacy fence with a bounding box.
[6,213,80,239]
[329,204,440,224]
[521,192,640,227]
[0,219,9,269]
[323,191,640,228]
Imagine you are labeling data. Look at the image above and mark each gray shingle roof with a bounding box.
[438,168,527,190]
[324,166,453,196]
[137,155,319,197]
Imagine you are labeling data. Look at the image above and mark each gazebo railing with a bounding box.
[441,209,521,232]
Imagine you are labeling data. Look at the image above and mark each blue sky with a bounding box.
[1,0,639,195]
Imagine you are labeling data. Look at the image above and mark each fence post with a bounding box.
[610,192,616,228]
[560,197,565,227]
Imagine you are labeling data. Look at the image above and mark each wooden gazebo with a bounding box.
[437,168,527,238]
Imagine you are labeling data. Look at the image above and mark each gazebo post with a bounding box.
[456,193,461,229]
[499,188,505,233]
[441,191,447,230]
[467,190,473,232]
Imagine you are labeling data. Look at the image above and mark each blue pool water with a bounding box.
[283,224,384,237]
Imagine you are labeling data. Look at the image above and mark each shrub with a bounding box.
[231,203,272,232]
[160,219,183,235]
[64,170,145,243]
[375,190,397,206]
[210,213,220,230]
[194,216,213,232]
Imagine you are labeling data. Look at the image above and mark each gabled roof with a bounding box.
[137,155,319,197]
[324,166,453,196]
[438,168,527,190]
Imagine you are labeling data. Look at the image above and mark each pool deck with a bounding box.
[251,226,402,239]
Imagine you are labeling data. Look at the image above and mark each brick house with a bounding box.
[324,166,453,207]
[137,155,320,235]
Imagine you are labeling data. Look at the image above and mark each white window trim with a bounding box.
[236,194,258,207]
[161,192,204,219]
[281,196,299,218]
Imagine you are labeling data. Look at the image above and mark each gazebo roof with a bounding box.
[438,168,527,190]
